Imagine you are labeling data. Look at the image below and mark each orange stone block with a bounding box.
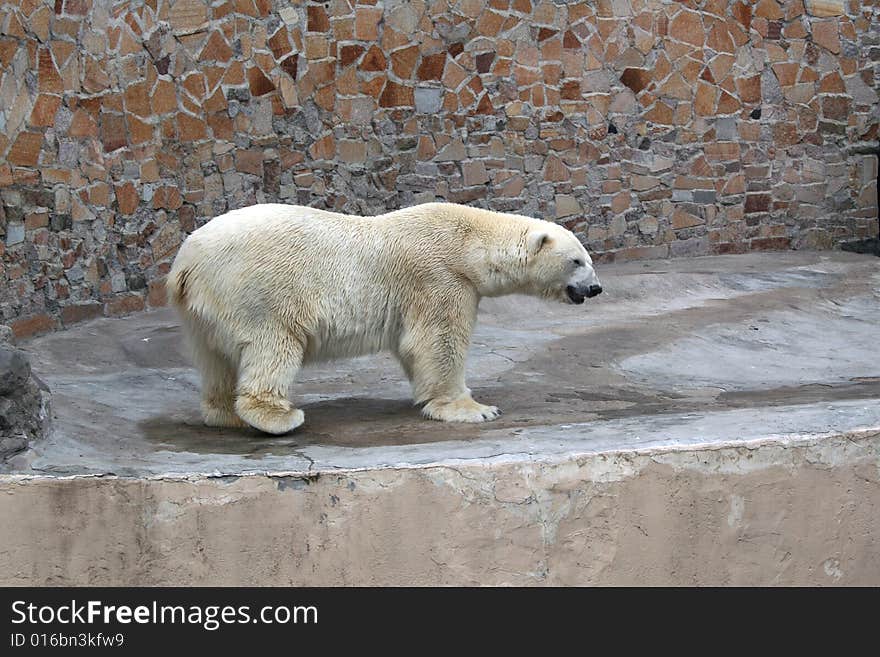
[379,80,414,107]
[204,88,227,113]
[147,278,167,308]
[247,67,275,96]
[153,185,183,210]
[672,208,704,229]
[717,90,741,114]
[182,72,206,100]
[100,114,128,151]
[105,294,145,317]
[706,20,734,53]
[645,101,674,124]
[202,31,233,62]
[177,113,207,141]
[819,71,845,93]
[68,108,97,136]
[812,19,840,53]
[29,94,61,127]
[704,142,741,161]
[620,68,651,94]
[115,181,139,215]
[392,46,419,79]
[442,59,468,90]
[736,74,761,103]
[11,314,56,339]
[771,62,799,87]
[361,75,385,99]
[360,45,386,72]
[694,82,717,115]
[732,0,752,29]
[355,7,383,40]
[307,5,330,32]
[315,84,335,111]
[476,11,504,37]
[659,73,690,100]
[417,53,446,81]
[340,44,365,67]
[235,149,263,176]
[152,79,177,114]
[83,57,111,93]
[223,61,245,86]
[269,26,292,61]
[129,115,153,144]
[309,134,335,160]
[544,154,570,181]
[207,113,233,140]
[38,47,62,93]
[124,81,151,117]
[669,10,703,47]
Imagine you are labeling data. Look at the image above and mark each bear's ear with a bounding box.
[527,230,550,256]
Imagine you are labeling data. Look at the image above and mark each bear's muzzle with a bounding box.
[566,283,602,304]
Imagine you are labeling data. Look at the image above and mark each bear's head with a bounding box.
[524,224,602,305]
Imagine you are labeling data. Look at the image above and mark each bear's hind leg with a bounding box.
[187,325,248,429]
[234,335,305,435]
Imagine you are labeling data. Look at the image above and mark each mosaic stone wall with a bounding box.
[1,0,878,338]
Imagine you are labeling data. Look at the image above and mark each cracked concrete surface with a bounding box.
[1,251,879,585]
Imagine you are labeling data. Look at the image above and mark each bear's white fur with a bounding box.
[168,202,601,434]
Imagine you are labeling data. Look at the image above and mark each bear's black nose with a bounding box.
[586,284,603,298]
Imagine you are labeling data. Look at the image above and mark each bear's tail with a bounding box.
[166,262,191,308]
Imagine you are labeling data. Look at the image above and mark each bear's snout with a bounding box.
[566,283,602,304]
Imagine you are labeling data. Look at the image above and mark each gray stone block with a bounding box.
[0,347,50,462]
[0,347,30,395]
[5,223,24,246]
[414,87,443,114]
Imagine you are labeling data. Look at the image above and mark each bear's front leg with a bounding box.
[397,311,500,424]
[234,336,306,435]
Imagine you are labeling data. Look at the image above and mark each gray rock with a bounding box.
[0,347,50,462]
[58,140,79,167]
[5,223,24,246]
[414,87,443,114]
[762,68,782,105]
[436,138,466,161]
[716,117,737,141]
[670,236,710,257]
[0,347,30,395]
[846,73,878,105]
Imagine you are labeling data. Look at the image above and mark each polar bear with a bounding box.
[167,202,602,434]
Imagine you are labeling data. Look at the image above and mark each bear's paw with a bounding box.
[235,395,305,435]
[202,404,250,429]
[422,397,501,423]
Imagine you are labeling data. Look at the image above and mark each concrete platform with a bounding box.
[1,251,879,585]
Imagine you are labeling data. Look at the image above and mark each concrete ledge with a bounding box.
[1,428,878,586]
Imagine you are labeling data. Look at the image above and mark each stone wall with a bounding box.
[1,0,878,338]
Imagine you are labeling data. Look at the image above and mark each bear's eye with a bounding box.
[572,258,584,267]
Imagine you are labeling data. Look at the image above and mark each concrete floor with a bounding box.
[2,251,880,585]
[5,250,880,477]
